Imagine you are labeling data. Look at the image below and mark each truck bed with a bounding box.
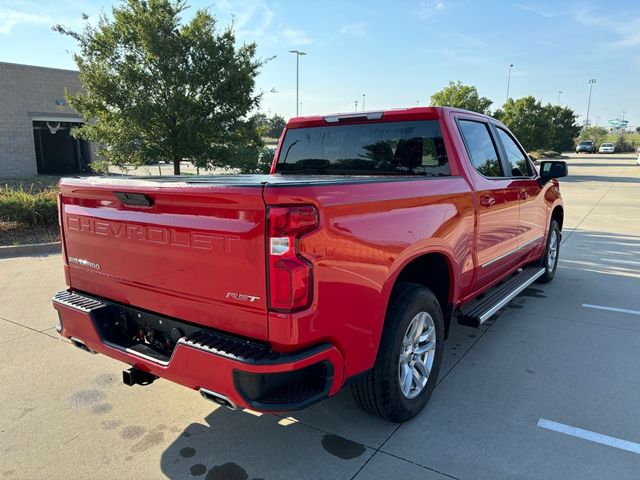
[62,173,438,188]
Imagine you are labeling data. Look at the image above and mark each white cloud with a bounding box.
[281,28,312,46]
[214,1,313,46]
[517,4,560,18]
[0,1,97,35]
[339,21,368,38]
[214,0,275,38]
[575,8,640,48]
[418,0,445,19]
[0,8,52,34]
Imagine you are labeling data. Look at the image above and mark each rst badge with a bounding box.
[226,292,260,303]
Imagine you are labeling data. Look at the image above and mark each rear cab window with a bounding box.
[276,120,450,176]
[457,120,503,178]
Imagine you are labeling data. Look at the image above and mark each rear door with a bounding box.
[59,179,269,340]
[493,126,547,253]
[456,119,522,289]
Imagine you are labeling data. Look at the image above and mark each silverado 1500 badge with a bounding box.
[68,257,101,270]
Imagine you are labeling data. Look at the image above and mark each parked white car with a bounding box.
[599,143,615,154]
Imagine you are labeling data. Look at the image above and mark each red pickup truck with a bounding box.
[53,107,567,422]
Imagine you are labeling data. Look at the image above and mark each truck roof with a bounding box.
[286,106,489,129]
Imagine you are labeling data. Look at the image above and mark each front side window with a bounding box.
[277,120,450,176]
[458,120,503,177]
[496,128,533,177]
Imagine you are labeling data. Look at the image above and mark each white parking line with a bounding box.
[582,304,640,316]
[538,418,640,454]
[601,258,640,266]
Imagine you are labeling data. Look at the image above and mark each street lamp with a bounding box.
[585,78,596,126]
[362,93,366,111]
[288,50,307,116]
[506,64,514,103]
[557,90,563,105]
[354,100,358,112]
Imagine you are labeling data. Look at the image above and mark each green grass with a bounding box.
[0,175,60,193]
[605,132,640,147]
[0,176,60,226]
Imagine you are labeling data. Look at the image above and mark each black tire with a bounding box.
[350,283,444,422]
[536,219,560,283]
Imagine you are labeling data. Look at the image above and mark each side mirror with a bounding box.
[539,160,567,182]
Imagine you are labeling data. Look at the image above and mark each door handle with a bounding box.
[480,195,495,207]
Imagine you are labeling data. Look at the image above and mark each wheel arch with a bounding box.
[385,251,455,339]
[551,204,564,230]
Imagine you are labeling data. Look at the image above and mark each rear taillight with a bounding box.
[57,193,68,264]
[267,206,319,312]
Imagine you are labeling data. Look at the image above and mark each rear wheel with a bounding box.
[350,283,444,422]
[536,219,560,283]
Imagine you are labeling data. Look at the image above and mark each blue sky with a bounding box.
[1,0,639,126]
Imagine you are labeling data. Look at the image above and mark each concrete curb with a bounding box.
[0,242,61,259]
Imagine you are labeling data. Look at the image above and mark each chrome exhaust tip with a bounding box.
[199,388,236,410]
[70,337,97,354]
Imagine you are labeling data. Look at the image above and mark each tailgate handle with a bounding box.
[114,192,154,207]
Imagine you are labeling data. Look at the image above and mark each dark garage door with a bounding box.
[33,121,91,175]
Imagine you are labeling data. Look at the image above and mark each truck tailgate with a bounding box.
[59,177,268,340]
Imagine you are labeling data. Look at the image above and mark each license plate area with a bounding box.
[93,299,208,364]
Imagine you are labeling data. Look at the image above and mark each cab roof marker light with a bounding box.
[324,111,384,123]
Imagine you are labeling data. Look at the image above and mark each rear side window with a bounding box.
[496,128,533,177]
[277,120,450,176]
[458,120,503,177]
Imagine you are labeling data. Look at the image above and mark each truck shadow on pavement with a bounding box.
[158,390,383,480]
[157,323,499,479]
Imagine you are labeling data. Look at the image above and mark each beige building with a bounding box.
[0,61,92,178]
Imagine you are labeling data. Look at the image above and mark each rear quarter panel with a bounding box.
[264,178,475,377]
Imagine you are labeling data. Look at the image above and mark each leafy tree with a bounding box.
[635,126,640,133]
[251,112,271,138]
[267,114,286,138]
[251,113,286,139]
[578,125,608,147]
[493,97,550,151]
[54,0,266,174]
[542,105,581,152]
[430,81,492,114]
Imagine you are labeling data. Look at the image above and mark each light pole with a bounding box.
[362,93,366,111]
[557,90,563,105]
[506,64,514,103]
[288,50,307,116]
[354,100,358,112]
[585,78,596,126]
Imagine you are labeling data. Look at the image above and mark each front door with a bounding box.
[493,126,547,252]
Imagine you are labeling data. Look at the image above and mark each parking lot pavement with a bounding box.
[1,153,639,479]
